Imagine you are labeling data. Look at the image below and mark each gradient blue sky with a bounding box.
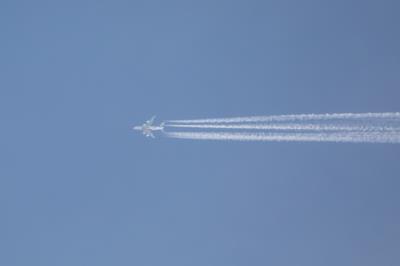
[1,1,400,265]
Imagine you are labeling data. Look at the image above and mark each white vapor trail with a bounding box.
[167,112,400,124]
[163,112,400,144]
[165,123,399,132]
[165,131,400,143]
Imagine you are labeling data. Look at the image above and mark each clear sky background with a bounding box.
[1,1,400,265]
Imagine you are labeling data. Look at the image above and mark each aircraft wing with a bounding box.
[146,132,155,138]
[146,116,156,125]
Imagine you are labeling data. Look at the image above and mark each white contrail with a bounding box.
[165,123,399,132]
[165,131,400,143]
[163,112,400,144]
[167,112,400,124]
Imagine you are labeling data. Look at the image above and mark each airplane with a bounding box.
[133,116,165,138]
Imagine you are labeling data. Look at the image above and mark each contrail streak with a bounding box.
[165,123,399,132]
[165,131,400,143]
[167,112,400,124]
[161,112,400,144]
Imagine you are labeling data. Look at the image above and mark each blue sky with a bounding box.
[1,1,400,265]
